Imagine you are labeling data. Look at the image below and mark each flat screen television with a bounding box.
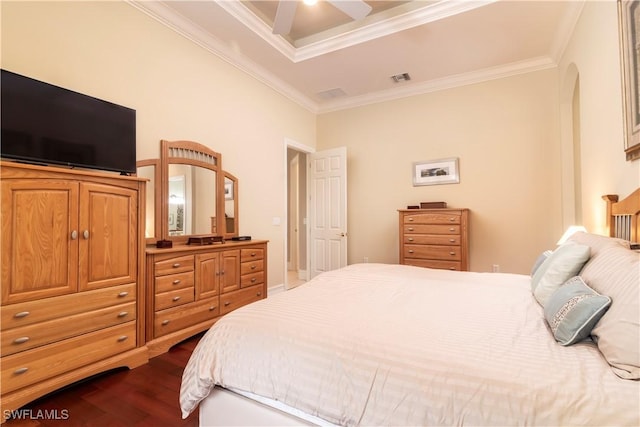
[1,69,136,174]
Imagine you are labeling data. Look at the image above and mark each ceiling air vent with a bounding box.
[391,73,411,83]
[317,88,347,99]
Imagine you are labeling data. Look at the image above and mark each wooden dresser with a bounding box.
[399,208,469,271]
[145,240,268,357]
[0,161,147,419]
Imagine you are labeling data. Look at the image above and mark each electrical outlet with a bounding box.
[492,264,500,273]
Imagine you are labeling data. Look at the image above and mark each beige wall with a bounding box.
[557,1,640,236]
[318,70,562,273]
[1,1,317,289]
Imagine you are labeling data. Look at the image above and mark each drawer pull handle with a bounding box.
[172,296,181,302]
[449,267,456,270]
[162,320,170,326]
[117,335,128,342]
[408,217,414,222]
[449,218,455,222]
[14,367,28,375]
[209,306,217,311]
[449,228,455,232]
[408,250,414,254]
[408,237,414,241]
[449,251,456,255]
[251,265,257,270]
[172,279,181,285]
[224,301,231,307]
[251,278,257,283]
[14,311,30,318]
[257,292,262,297]
[172,263,181,268]
[118,291,129,297]
[449,239,455,243]
[117,311,128,318]
[250,252,257,257]
[408,227,414,231]
[14,337,30,344]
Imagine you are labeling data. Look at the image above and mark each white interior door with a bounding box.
[309,147,347,278]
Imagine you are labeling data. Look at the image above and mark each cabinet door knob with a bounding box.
[14,311,30,319]
[83,230,90,239]
[13,337,30,344]
[71,230,78,240]
[117,311,128,318]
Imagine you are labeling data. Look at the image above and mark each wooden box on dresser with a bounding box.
[145,240,268,357]
[0,161,148,421]
[399,208,470,271]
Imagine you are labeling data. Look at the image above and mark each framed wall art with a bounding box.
[618,0,640,160]
[412,157,460,186]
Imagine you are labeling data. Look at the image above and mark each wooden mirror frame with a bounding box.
[223,171,239,237]
[136,158,161,245]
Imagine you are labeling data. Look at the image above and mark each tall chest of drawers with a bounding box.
[399,209,469,271]
[145,240,268,357]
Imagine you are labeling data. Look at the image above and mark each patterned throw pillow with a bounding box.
[544,276,611,346]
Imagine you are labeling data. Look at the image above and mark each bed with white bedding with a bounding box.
[180,193,640,426]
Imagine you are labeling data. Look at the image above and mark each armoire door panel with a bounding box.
[1,180,79,304]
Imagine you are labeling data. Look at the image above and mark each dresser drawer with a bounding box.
[403,212,461,225]
[154,255,194,276]
[155,271,194,293]
[241,259,264,275]
[403,245,461,261]
[1,322,136,394]
[404,235,460,245]
[241,271,264,288]
[1,302,136,357]
[241,248,264,262]
[154,297,219,338]
[1,283,136,330]
[155,287,194,311]
[404,259,462,271]
[220,284,264,315]
[404,224,460,235]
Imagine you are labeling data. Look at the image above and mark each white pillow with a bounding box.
[531,243,590,306]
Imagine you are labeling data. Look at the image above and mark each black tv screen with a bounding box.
[1,69,136,174]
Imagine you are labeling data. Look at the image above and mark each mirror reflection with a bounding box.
[224,175,235,233]
[136,162,158,240]
[168,164,217,236]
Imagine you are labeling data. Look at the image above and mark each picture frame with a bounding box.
[412,157,460,186]
[224,181,234,200]
[618,0,640,160]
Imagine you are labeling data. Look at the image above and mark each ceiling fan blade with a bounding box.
[273,1,298,35]
[327,0,372,21]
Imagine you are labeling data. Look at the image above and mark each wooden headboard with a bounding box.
[603,188,640,243]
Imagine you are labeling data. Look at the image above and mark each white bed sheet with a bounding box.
[181,263,640,426]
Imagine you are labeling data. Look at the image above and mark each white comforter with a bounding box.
[180,263,640,426]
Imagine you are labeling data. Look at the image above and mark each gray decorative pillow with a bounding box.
[544,276,611,346]
[531,243,590,306]
[530,250,552,277]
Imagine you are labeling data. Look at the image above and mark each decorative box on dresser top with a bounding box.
[399,208,470,271]
[0,161,148,421]
[145,240,268,357]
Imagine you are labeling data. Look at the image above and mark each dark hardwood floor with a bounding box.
[4,334,203,427]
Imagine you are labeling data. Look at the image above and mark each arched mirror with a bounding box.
[161,140,224,243]
[223,171,238,237]
[136,159,160,244]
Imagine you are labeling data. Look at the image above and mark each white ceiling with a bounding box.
[129,0,584,113]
